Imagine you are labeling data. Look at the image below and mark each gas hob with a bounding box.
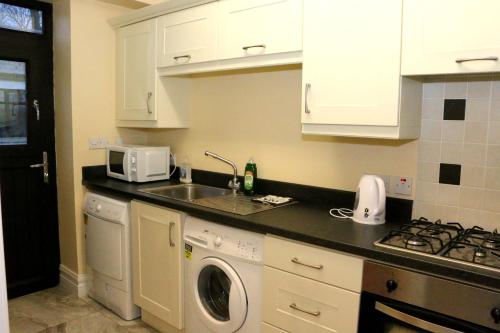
[375,217,500,272]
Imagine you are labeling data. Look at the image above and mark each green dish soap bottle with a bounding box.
[244,158,257,196]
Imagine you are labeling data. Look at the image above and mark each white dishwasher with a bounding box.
[84,192,140,320]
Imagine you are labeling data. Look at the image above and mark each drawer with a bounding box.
[261,322,288,333]
[263,266,360,333]
[264,236,363,292]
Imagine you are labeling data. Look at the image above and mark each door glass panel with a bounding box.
[0,60,27,145]
[198,265,231,321]
[0,3,43,34]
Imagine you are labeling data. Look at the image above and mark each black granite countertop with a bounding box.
[82,167,499,291]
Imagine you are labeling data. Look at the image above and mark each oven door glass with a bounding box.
[109,151,125,175]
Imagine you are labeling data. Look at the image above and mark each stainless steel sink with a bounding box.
[139,183,232,202]
[139,183,294,215]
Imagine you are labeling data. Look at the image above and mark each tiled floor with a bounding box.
[8,286,158,333]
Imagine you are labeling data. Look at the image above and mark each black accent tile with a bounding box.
[443,99,466,120]
[439,163,461,185]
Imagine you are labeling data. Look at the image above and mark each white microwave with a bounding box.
[106,145,171,182]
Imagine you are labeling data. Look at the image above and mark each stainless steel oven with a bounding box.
[358,261,500,333]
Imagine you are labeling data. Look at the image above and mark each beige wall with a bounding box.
[148,68,418,195]
[54,0,145,274]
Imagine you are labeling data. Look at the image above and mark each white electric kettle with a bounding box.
[352,175,386,225]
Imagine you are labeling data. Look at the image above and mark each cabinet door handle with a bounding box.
[455,56,498,63]
[169,222,175,247]
[304,83,311,114]
[289,303,321,317]
[291,257,323,270]
[173,55,191,61]
[242,44,266,51]
[146,92,152,114]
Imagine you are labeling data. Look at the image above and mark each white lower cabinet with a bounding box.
[261,322,288,333]
[262,236,363,333]
[131,201,184,332]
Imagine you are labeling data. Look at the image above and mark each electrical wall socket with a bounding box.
[394,176,413,195]
[88,137,109,150]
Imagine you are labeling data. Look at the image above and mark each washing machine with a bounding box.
[84,192,140,320]
[184,216,264,333]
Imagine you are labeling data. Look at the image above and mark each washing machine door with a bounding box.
[193,257,247,333]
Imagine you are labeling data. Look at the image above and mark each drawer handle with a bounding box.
[146,92,152,114]
[289,303,321,317]
[169,222,175,247]
[291,257,323,270]
[173,55,191,61]
[455,56,498,63]
[242,44,266,51]
[304,83,311,114]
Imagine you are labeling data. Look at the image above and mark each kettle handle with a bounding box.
[373,177,386,216]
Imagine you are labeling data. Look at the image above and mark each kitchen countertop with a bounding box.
[83,173,500,291]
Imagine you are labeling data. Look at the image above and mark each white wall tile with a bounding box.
[465,99,489,121]
[486,145,500,167]
[440,142,463,164]
[458,208,483,228]
[412,201,438,220]
[445,81,467,99]
[437,184,460,206]
[418,141,441,162]
[485,167,500,190]
[434,205,459,222]
[464,122,488,144]
[462,144,486,165]
[461,165,485,187]
[459,187,484,209]
[421,120,442,141]
[487,121,500,144]
[480,210,500,230]
[492,81,500,100]
[490,99,500,121]
[467,81,491,99]
[442,121,464,143]
[423,82,445,99]
[482,189,500,213]
[417,162,439,182]
[416,181,439,203]
[422,99,444,120]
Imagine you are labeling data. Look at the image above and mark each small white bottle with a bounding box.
[179,157,192,184]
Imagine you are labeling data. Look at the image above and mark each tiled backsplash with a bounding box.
[413,78,500,230]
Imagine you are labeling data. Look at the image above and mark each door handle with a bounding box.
[304,83,311,114]
[146,92,152,114]
[30,151,49,184]
[33,99,40,121]
[169,222,175,247]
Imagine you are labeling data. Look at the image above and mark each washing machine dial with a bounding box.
[214,235,223,247]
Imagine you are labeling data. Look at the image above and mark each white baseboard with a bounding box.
[59,264,90,298]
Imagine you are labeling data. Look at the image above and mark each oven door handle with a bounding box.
[375,302,464,333]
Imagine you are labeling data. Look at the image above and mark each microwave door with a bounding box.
[109,151,126,175]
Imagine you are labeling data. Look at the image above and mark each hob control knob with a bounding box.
[96,204,102,212]
[214,236,223,248]
[491,308,500,324]
[386,279,398,293]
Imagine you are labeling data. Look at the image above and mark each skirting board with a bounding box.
[59,264,90,298]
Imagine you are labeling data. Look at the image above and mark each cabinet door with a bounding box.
[302,0,402,127]
[131,201,184,329]
[402,0,500,75]
[218,0,302,60]
[116,20,157,121]
[157,2,218,67]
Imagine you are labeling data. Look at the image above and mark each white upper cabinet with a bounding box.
[116,19,157,121]
[402,0,500,75]
[217,0,302,60]
[157,2,218,67]
[301,0,421,139]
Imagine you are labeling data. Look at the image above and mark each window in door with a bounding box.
[0,2,43,34]
[0,59,27,145]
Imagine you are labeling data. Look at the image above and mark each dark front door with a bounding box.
[0,0,59,298]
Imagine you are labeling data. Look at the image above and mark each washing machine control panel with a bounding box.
[188,224,264,263]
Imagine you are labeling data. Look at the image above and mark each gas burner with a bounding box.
[483,238,498,249]
[474,247,487,259]
[405,237,426,247]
